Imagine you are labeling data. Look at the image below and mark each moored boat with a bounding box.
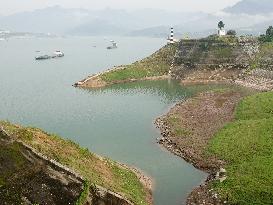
[107,40,117,49]
[35,55,51,60]
[52,51,64,58]
[35,51,64,60]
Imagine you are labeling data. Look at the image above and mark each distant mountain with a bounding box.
[238,20,273,35]
[0,6,205,36]
[1,4,273,38]
[128,26,171,38]
[69,19,130,36]
[224,0,273,14]
[0,6,93,34]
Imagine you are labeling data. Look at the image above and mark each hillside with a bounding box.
[224,0,273,14]
[0,121,150,205]
[2,4,273,37]
[170,35,273,91]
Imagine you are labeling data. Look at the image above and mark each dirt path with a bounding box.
[155,89,247,204]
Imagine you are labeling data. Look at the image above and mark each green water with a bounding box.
[0,36,207,205]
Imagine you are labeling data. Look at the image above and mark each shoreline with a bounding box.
[74,65,272,204]
[74,67,272,204]
[154,89,249,204]
[117,163,154,205]
[74,67,169,89]
[74,66,273,92]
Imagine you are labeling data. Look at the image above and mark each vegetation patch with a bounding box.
[235,91,273,120]
[213,47,233,59]
[75,180,90,205]
[259,26,273,43]
[111,163,147,204]
[208,91,273,204]
[100,43,177,83]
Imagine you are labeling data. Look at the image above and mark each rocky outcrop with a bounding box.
[170,37,256,79]
[235,69,273,91]
[169,36,273,91]
[90,185,134,205]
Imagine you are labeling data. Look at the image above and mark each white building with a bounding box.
[218,28,226,36]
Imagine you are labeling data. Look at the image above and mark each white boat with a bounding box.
[107,40,117,49]
[52,51,64,58]
[35,55,51,60]
[35,51,64,60]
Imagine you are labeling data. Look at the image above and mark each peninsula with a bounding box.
[75,30,273,204]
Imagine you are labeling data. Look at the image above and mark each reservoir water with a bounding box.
[0,36,207,205]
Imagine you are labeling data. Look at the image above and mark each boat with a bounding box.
[35,55,51,60]
[107,40,117,49]
[52,51,64,58]
[35,51,64,60]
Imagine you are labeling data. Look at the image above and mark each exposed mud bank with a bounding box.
[155,90,247,204]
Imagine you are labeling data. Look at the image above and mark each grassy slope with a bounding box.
[0,140,29,204]
[100,43,177,83]
[0,122,148,205]
[208,92,273,204]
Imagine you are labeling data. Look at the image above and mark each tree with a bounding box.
[259,26,273,42]
[227,30,237,36]
[218,21,225,30]
[266,26,273,37]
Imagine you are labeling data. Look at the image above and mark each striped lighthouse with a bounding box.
[170,27,174,43]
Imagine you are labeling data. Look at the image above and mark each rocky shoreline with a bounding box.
[74,67,169,88]
[154,90,248,204]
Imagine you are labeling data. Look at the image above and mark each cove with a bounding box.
[0,36,207,205]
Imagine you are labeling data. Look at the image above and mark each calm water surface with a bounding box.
[0,36,207,205]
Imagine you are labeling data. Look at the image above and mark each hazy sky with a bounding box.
[0,0,241,15]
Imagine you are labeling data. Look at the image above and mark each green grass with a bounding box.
[75,180,90,205]
[100,43,177,83]
[213,47,233,59]
[236,92,273,120]
[208,91,273,204]
[0,121,149,205]
[111,164,148,204]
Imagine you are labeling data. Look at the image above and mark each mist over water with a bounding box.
[0,36,207,205]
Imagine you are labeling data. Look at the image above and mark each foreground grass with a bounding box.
[0,122,148,205]
[100,43,177,83]
[208,91,273,204]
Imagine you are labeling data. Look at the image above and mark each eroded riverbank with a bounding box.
[155,87,255,204]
